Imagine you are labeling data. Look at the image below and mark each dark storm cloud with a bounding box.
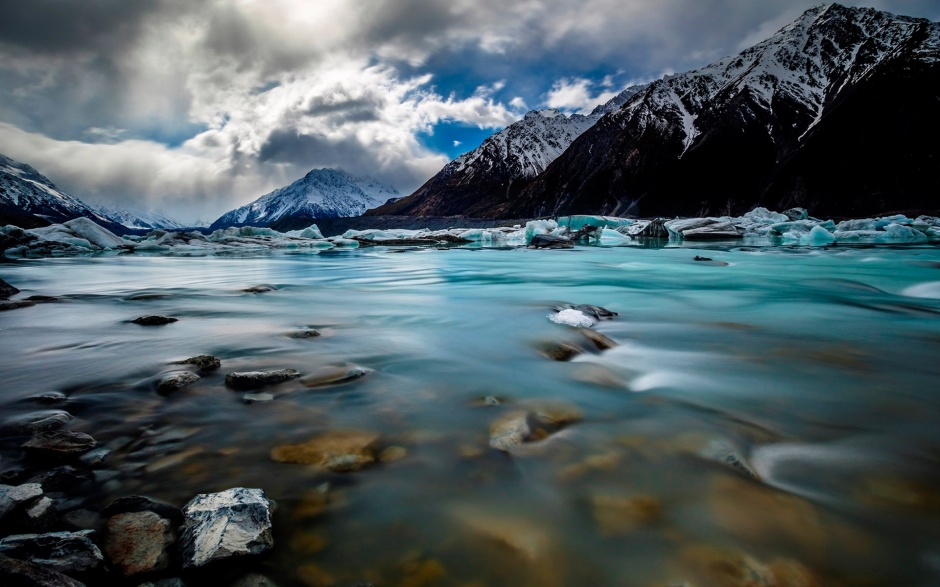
[0,0,164,55]
[1,0,938,223]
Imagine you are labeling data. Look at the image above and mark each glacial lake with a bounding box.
[2,242,940,586]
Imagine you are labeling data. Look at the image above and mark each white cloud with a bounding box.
[545,77,627,114]
[453,140,462,147]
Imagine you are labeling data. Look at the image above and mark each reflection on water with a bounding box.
[2,244,940,586]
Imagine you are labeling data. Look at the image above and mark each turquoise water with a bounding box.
[2,243,940,586]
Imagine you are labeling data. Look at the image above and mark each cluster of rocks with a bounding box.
[1,402,277,585]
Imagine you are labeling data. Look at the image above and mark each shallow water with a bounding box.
[2,242,940,586]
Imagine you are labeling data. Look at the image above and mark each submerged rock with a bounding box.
[22,431,97,458]
[131,315,178,326]
[589,494,661,536]
[0,299,36,311]
[271,430,379,472]
[179,487,274,568]
[579,329,618,350]
[104,510,176,576]
[538,341,583,361]
[553,303,618,320]
[0,277,19,298]
[0,530,104,574]
[156,372,201,395]
[244,284,277,294]
[0,554,86,587]
[528,234,573,249]
[1,410,72,435]
[489,400,582,452]
[299,365,370,388]
[286,328,321,339]
[27,391,68,404]
[176,355,221,372]
[225,369,299,389]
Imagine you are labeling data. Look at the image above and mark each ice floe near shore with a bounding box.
[2,208,939,257]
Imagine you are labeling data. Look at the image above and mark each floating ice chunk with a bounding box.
[341,229,400,241]
[742,207,789,224]
[903,281,940,299]
[549,309,594,328]
[597,228,631,243]
[883,223,926,242]
[284,224,323,239]
[558,215,634,232]
[524,219,558,243]
[457,229,493,242]
[63,218,127,249]
[327,237,359,247]
[801,225,835,245]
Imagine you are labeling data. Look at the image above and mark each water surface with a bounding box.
[2,243,940,586]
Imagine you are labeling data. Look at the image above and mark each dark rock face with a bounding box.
[0,554,87,587]
[131,315,178,326]
[178,487,274,568]
[372,6,940,220]
[0,530,104,574]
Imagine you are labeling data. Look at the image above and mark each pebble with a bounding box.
[156,372,201,395]
[22,431,97,458]
[225,369,300,389]
[244,284,277,293]
[287,328,321,339]
[1,410,73,435]
[104,510,176,576]
[24,496,57,530]
[176,355,221,372]
[299,365,370,388]
[131,315,178,326]
[271,430,379,472]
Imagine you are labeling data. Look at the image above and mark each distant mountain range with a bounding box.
[0,152,187,232]
[209,168,399,230]
[372,3,940,219]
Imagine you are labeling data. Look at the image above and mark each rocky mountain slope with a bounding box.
[374,4,940,219]
[369,86,645,217]
[211,168,399,229]
[88,200,188,231]
[0,153,130,232]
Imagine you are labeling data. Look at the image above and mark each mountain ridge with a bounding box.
[371,3,940,219]
[210,168,399,230]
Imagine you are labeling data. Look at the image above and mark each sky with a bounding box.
[1,1,938,223]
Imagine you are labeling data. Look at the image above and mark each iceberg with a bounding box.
[557,215,634,232]
[524,219,558,244]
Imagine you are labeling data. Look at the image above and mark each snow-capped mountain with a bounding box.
[211,168,399,229]
[370,85,646,217]
[0,152,126,231]
[88,200,187,231]
[378,4,940,219]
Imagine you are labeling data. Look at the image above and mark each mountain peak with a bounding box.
[211,168,399,229]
